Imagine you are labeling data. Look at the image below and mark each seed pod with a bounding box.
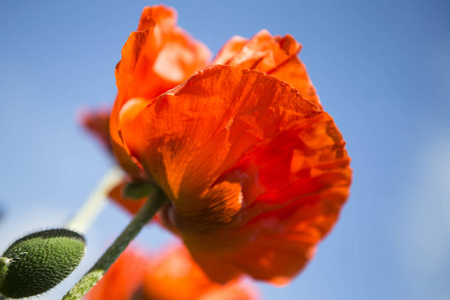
[0,228,85,299]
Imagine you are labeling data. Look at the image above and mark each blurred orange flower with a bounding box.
[86,245,258,300]
[86,247,147,300]
[79,107,111,152]
[82,4,351,285]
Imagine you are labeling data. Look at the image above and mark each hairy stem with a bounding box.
[62,189,167,300]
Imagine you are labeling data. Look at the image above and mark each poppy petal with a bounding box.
[214,30,320,106]
[118,64,351,283]
[213,35,248,65]
[269,56,320,106]
[119,64,320,205]
[115,5,211,104]
[111,5,211,180]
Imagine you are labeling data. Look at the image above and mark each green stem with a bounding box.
[62,188,168,300]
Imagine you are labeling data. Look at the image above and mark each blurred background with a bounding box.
[0,0,449,299]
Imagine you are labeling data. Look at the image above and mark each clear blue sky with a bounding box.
[0,1,449,299]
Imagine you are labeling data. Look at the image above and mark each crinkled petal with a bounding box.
[213,35,248,65]
[118,65,351,283]
[214,30,320,106]
[269,56,320,106]
[111,5,211,179]
[115,5,211,105]
[119,65,320,215]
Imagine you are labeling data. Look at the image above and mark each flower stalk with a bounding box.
[65,166,124,234]
[62,187,168,300]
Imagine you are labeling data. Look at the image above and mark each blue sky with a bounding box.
[0,1,449,299]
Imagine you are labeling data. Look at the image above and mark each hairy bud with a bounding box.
[0,228,85,298]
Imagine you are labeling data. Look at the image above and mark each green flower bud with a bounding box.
[123,181,155,199]
[0,228,85,299]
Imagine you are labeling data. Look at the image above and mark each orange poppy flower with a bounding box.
[86,245,258,300]
[84,4,351,285]
[115,65,351,284]
[79,107,112,152]
[81,6,323,209]
[86,247,147,300]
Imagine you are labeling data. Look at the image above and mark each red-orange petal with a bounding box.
[111,5,211,179]
[213,35,248,65]
[269,56,320,106]
[118,65,351,283]
[214,30,321,106]
[115,5,211,106]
